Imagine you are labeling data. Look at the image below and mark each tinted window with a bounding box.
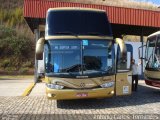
[46,10,112,36]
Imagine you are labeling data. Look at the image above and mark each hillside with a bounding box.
[0,0,34,74]
[0,0,159,10]
[51,0,159,10]
[0,0,23,9]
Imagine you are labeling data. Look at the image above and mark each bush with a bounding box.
[19,67,29,74]
[0,4,34,72]
[0,25,34,71]
[5,67,17,71]
[22,61,33,68]
[0,59,11,68]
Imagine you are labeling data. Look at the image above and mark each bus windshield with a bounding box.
[45,39,115,77]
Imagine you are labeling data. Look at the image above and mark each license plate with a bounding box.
[76,93,88,97]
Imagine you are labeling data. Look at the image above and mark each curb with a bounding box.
[22,83,35,96]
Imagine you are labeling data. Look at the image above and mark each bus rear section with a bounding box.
[36,8,132,100]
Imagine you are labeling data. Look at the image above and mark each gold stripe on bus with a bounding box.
[144,70,160,79]
[48,7,105,12]
[46,75,115,89]
[45,36,113,40]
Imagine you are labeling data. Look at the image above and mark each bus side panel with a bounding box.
[115,72,132,96]
[144,70,160,79]
[144,70,160,88]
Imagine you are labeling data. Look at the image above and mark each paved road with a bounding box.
[0,78,33,96]
[29,82,46,96]
[0,81,159,119]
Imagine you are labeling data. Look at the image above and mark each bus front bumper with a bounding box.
[46,87,114,100]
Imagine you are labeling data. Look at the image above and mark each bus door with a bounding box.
[115,44,133,96]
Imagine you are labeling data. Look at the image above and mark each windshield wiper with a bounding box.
[62,64,82,73]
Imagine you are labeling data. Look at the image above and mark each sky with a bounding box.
[135,0,160,5]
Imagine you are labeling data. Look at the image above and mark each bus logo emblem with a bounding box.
[80,83,85,88]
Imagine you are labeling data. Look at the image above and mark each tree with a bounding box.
[0,25,34,70]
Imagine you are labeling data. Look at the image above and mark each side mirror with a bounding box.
[138,45,146,60]
[36,37,45,60]
[116,38,131,72]
[115,38,127,59]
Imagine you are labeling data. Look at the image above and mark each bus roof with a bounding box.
[48,7,105,13]
[148,31,160,38]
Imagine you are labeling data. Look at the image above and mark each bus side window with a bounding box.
[154,35,160,68]
[146,36,156,69]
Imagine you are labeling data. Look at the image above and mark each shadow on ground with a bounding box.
[57,84,160,109]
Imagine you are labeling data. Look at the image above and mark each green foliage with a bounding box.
[0,59,11,69]
[0,25,34,70]
[22,61,33,68]
[0,4,34,72]
[0,0,34,73]
[5,67,17,71]
[15,8,23,23]
[0,0,23,9]
[0,8,24,27]
[19,67,29,74]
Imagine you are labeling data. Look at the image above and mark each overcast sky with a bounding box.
[135,0,160,5]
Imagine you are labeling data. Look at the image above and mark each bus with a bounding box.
[36,8,132,100]
[143,31,160,88]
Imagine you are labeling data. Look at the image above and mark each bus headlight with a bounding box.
[47,84,64,90]
[100,82,114,88]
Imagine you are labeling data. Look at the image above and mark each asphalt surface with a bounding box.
[0,78,33,96]
[29,82,46,96]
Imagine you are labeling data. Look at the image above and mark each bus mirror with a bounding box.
[138,45,146,59]
[36,37,45,60]
[116,38,128,71]
[115,38,127,58]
